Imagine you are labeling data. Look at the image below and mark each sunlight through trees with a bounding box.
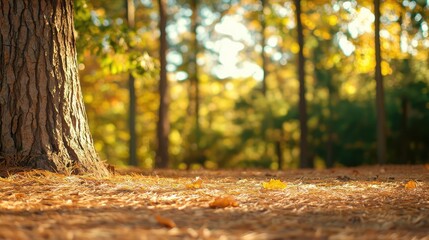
[74,0,429,169]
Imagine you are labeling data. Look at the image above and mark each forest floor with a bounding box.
[0,165,428,240]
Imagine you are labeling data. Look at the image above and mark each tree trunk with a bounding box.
[0,0,109,176]
[326,84,334,168]
[126,0,138,166]
[275,133,284,170]
[155,0,170,168]
[400,96,409,163]
[191,0,200,146]
[260,0,268,96]
[374,0,387,165]
[185,0,201,168]
[398,7,410,165]
[294,0,311,168]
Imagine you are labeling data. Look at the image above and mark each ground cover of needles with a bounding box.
[0,165,428,240]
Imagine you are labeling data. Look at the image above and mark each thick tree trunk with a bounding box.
[156,0,169,168]
[0,0,109,176]
[294,0,311,168]
[374,0,387,164]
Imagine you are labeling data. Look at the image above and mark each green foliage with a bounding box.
[75,0,429,169]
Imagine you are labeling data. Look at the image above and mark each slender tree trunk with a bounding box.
[185,0,201,168]
[260,0,281,168]
[260,0,268,96]
[400,96,409,163]
[398,6,410,165]
[294,0,310,168]
[276,132,284,170]
[156,0,169,168]
[126,0,138,166]
[374,0,387,164]
[326,83,334,168]
[191,0,200,145]
[0,0,108,176]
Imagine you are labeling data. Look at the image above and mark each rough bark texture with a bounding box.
[294,0,311,168]
[0,0,109,176]
[374,0,387,165]
[156,0,169,168]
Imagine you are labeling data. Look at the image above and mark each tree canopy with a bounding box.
[75,0,429,169]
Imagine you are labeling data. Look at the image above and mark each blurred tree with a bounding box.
[258,0,284,169]
[156,0,170,168]
[189,0,202,167]
[260,0,268,96]
[397,0,428,164]
[374,0,387,165]
[72,0,429,169]
[294,0,311,168]
[312,44,340,168]
[75,0,158,167]
[0,0,109,176]
[126,0,138,166]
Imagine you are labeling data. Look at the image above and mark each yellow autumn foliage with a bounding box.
[186,177,203,189]
[262,179,287,190]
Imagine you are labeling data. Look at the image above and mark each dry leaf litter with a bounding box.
[0,165,428,239]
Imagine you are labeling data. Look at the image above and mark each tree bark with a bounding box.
[0,0,109,176]
[374,0,387,164]
[294,0,311,168]
[155,0,169,168]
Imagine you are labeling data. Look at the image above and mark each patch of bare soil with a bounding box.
[0,165,428,240]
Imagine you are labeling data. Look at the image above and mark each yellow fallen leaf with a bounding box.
[209,196,239,208]
[186,177,203,189]
[262,179,287,190]
[155,215,176,228]
[405,180,417,189]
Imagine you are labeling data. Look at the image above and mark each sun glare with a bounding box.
[211,16,262,80]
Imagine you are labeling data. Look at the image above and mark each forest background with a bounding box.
[74,0,429,170]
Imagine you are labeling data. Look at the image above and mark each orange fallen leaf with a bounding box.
[155,215,176,228]
[424,164,429,170]
[186,177,203,189]
[209,196,239,208]
[405,180,417,189]
[13,193,27,200]
[262,179,287,190]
